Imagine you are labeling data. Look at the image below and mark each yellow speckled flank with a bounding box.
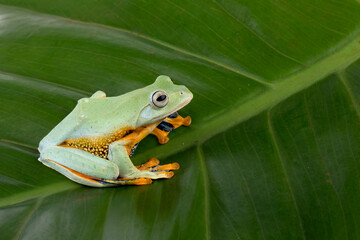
[60,128,133,159]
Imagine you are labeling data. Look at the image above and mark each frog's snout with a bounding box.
[179,87,193,104]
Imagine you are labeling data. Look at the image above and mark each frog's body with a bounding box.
[38,76,192,187]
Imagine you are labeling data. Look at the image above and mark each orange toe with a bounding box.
[155,162,180,171]
[183,116,192,126]
[133,178,153,185]
[161,171,174,178]
[159,136,169,144]
[137,158,160,170]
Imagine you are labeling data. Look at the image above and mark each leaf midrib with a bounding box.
[135,33,360,161]
[0,181,77,208]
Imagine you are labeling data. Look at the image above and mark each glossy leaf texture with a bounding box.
[0,1,360,239]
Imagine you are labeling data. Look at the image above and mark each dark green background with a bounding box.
[0,1,359,239]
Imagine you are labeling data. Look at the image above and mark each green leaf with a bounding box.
[0,1,359,239]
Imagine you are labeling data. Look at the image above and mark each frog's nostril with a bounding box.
[180,91,184,95]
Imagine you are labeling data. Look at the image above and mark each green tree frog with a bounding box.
[38,76,193,187]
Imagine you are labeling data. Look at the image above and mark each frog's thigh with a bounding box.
[40,146,119,180]
[108,142,172,179]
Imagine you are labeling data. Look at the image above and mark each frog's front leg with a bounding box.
[108,141,178,179]
[152,112,192,144]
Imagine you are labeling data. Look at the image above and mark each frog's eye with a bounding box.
[151,91,169,108]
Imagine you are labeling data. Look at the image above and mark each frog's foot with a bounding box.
[136,158,180,171]
[150,162,180,171]
[180,116,192,126]
[104,177,152,186]
[133,170,175,179]
[151,114,192,144]
[168,114,192,127]
[134,158,180,179]
[109,143,179,180]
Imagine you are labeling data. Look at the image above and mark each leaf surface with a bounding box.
[0,1,359,239]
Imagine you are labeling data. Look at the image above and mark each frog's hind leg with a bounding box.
[41,158,151,187]
[41,158,104,187]
[40,146,151,187]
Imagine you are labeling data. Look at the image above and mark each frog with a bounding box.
[38,75,193,187]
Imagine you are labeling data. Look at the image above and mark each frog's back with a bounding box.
[39,96,137,152]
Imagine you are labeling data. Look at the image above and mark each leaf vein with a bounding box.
[13,198,43,240]
[242,124,281,237]
[303,93,349,239]
[267,110,306,240]
[212,0,304,65]
[0,70,91,96]
[197,145,211,240]
[0,4,273,88]
[338,71,360,119]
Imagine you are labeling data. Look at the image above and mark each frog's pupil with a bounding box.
[157,95,166,102]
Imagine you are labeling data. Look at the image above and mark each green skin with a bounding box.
[38,76,193,187]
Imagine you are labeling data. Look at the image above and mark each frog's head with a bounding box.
[136,75,193,126]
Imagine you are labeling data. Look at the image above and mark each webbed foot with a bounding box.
[134,158,180,179]
[152,113,192,144]
[109,177,152,185]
